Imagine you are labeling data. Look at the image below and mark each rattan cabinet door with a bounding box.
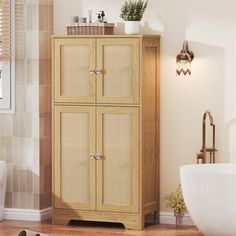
[96,106,139,213]
[96,38,140,104]
[54,106,96,210]
[54,38,96,103]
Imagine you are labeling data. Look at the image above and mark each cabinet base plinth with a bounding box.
[52,209,144,230]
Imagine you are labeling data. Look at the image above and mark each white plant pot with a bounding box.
[125,21,141,34]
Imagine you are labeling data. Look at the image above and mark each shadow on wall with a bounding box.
[152,0,226,165]
[156,0,226,211]
[159,44,226,209]
[189,41,225,163]
[153,0,190,50]
[167,42,225,164]
[115,21,162,35]
[141,21,162,35]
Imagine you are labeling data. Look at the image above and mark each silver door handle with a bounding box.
[89,153,95,160]
[94,69,102,75]
[89,69,95,74]
[95,153,102,160]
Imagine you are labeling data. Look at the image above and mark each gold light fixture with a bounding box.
[176,40,194,76]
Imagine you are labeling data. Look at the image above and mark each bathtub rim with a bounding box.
[180,163,236,175]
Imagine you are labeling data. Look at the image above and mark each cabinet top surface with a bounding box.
[52,34,161,39]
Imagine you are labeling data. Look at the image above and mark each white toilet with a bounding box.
[0,160,7,221]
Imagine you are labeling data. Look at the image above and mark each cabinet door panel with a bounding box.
[54,106,96,210]
[97,39,140,104]
[96,106,139,213]
[54,38,96,103]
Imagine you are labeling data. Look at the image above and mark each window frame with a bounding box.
[0,0,15,113]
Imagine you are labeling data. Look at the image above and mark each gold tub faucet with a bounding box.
[197,111,217,164]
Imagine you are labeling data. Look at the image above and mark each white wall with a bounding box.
[53,0,236,211]
[53,0,83,34]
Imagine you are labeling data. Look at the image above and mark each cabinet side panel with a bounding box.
[142,38,160,213]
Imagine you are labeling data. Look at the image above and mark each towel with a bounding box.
[14,230,76,236]
[15,230,49,236]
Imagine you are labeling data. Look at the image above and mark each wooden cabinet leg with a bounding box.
[154,211,159,224]
[52,216,70,226]
[123,223,143,230]
[123,219,144,230]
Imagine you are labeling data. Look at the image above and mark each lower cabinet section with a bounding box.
[53,105,147,229]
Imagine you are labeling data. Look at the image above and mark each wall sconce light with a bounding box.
[176,40,194,76]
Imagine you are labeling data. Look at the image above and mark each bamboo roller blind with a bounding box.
[0,0,11,60]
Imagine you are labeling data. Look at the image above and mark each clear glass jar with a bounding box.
[174,211,185,228]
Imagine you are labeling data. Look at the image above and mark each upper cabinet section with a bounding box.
[53,37,140,105]
[54,38,96,103]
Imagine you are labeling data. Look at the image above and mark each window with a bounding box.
[0,0,15,112]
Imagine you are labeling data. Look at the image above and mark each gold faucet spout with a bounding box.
[203,111,214,126]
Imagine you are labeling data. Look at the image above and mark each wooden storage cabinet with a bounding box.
[52,35,160,230]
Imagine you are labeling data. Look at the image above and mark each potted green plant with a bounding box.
[164,185,187,227]
[120,0,148,34]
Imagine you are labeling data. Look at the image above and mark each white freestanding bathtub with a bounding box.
[0,160,7,221]
[180,163,236,236]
